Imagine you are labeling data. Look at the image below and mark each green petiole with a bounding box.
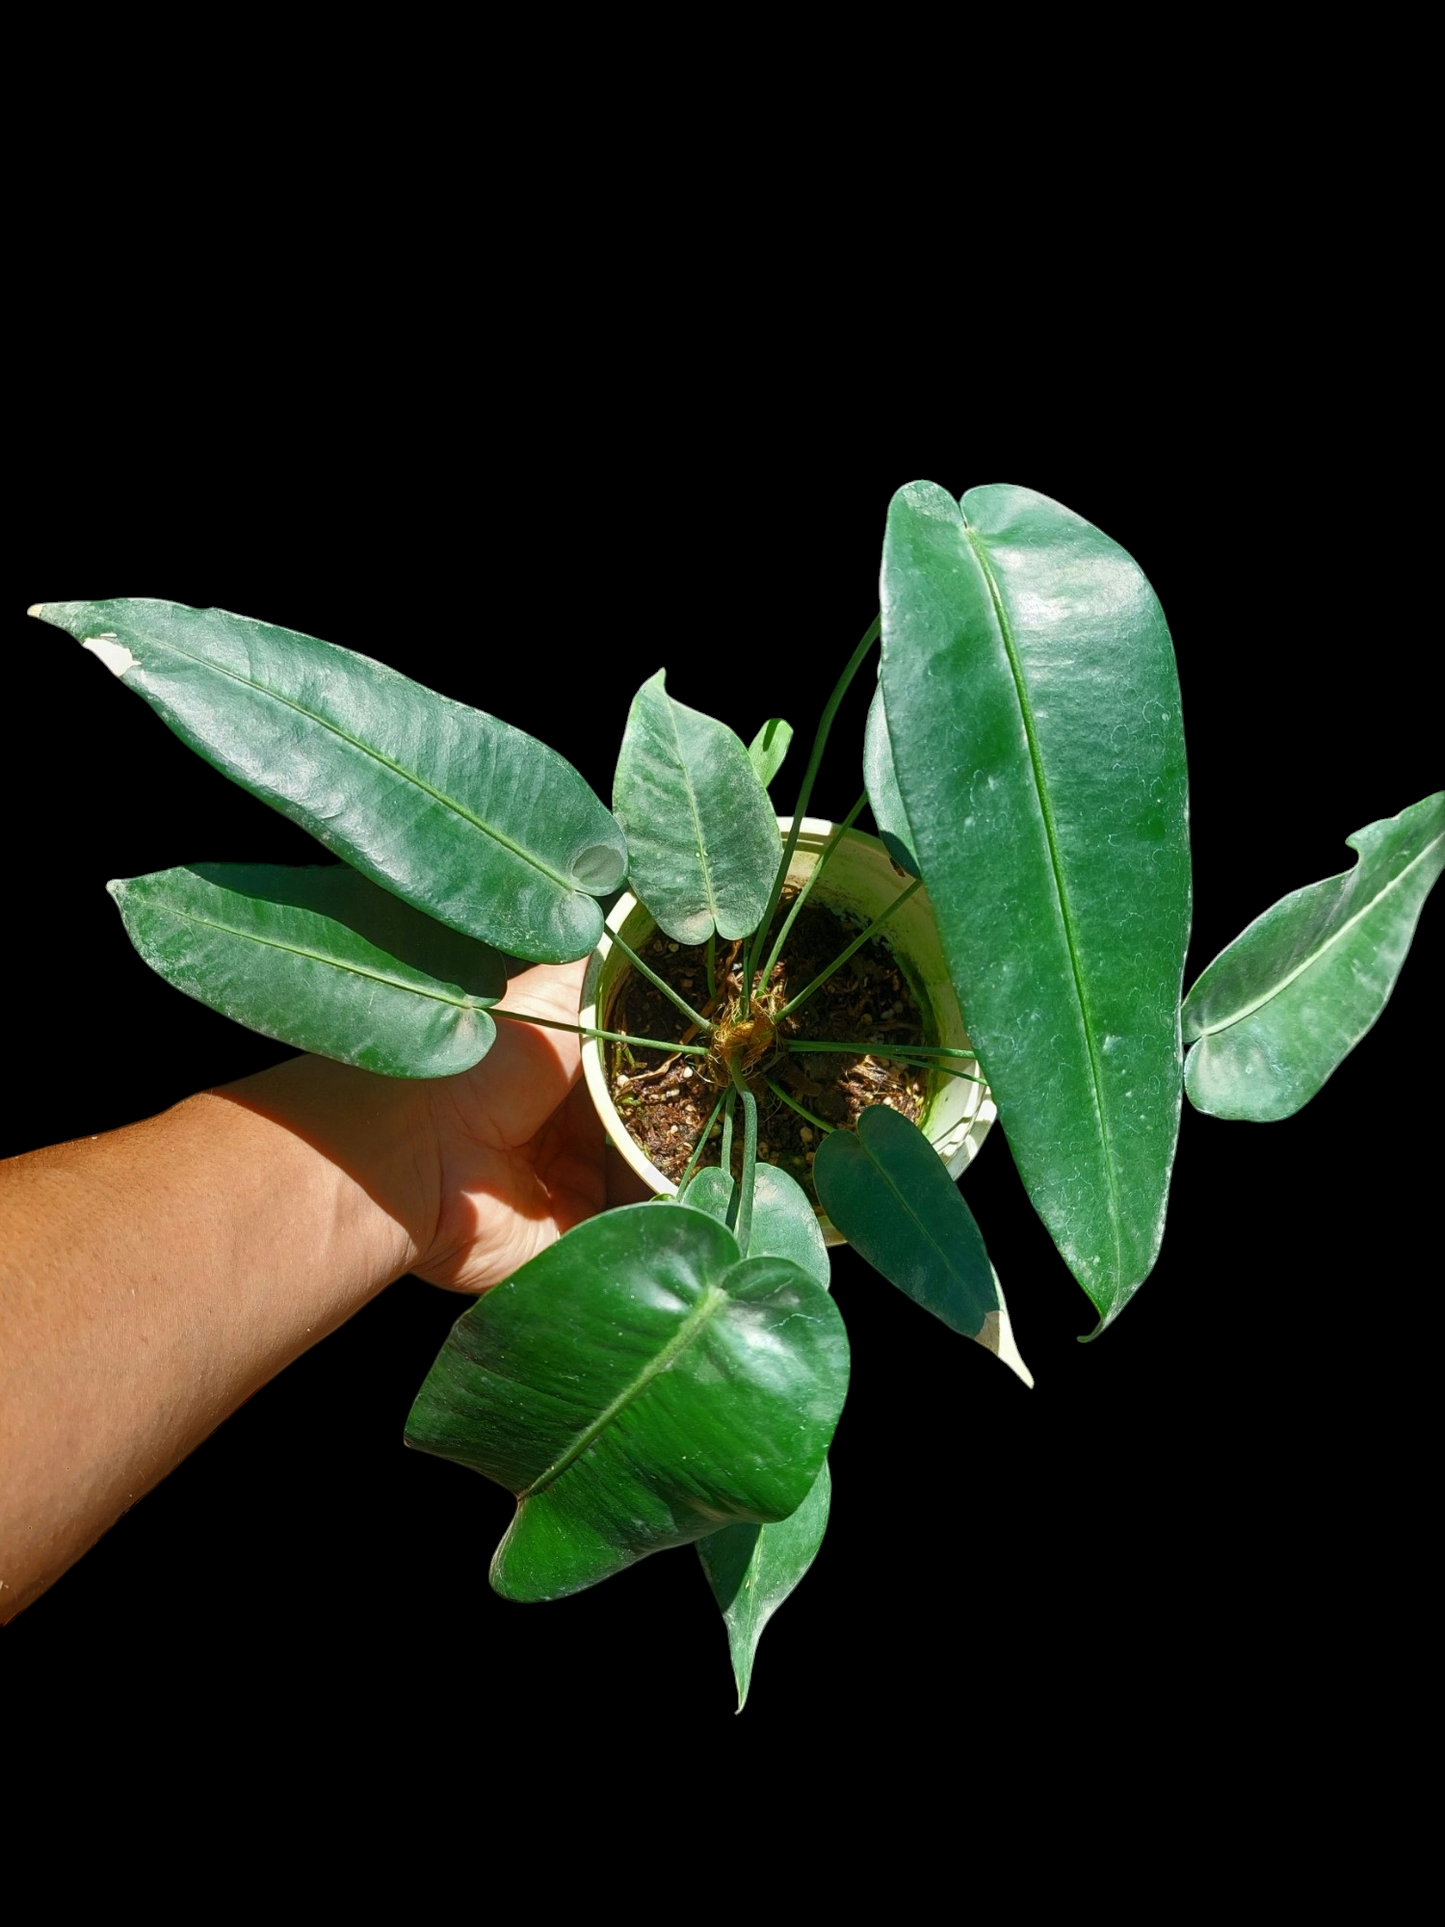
[675,1091,727,1198]
[608,930,715,1033]
[744,613,881,1012]
[764,1076,836,1136]
[775,878,923,1021]
[493,1008,709,1056]
[756,792,869,994]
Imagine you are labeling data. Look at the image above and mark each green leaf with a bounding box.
[405,1203,848,1601]
[681,1159,833,1705]
[679,1161,831,1287]
[747,717,794,790]
[613,669,782,945]
[35,598,626,963]
[881,483,1190,1331]
[1182,792,1445,1120]
[697,1460,831,1713]
[813,1106,1031,1386]
[109,863,505,1077]
[863,687,920,876]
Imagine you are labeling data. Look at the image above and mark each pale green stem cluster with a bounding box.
[776,878,923,1021]
[608,930,714,1033]
[756,792,869,992]
[507,610,980,1244]
[743,614,881,1013]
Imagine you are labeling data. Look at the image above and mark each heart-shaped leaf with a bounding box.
[613,670,782,944]
[109,863,505,1076]
[881,483,1190,1332]
[405,1203,848,1601]
[35,599,626,963]
[814,1104,1031,1385]
[679,1160,831,1287]
[1182,792,1445,1119]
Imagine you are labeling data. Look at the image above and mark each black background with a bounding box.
[8,391,1438,1746]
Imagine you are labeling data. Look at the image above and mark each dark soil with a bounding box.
[605,893,928,1202]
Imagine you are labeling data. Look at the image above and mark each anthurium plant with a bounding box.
[30,482,1442,1708]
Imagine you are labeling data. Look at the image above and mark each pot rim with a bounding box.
[579,817,996,1245]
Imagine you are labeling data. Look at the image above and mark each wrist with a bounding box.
[215,1054,443,1291]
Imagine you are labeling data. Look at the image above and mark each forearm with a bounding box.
[0,1057,439,1619]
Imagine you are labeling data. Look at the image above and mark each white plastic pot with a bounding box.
[579,818,996,1246]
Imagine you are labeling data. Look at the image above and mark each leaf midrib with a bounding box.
[1189,829,1445,1037]
[137,898,492,1009]
[660,684,722,929]
[960,516,1126,1289]
[856,1127,992,1324]
[134,627,577,891]
[520,1283,728,1499]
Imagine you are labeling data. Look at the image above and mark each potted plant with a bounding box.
[21,480,1442,1706]
[576,813,998,1230]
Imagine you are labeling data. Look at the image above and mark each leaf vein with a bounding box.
[661,687,722,926]
[520,1284,728,1498]
[961,520,1126,1287]
[143,633,577,890]
[1190,828,1445,1036]
[143,902,489,1009]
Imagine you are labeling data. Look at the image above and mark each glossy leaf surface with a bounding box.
[613,670,781,944]
[814,1106,1031,1385]
[697,1460,831,1712]
[680,1161,831,1287]
[37,598,626,963]
[1182,792,1445,1120]
[110,863,504,1077]
[863,687,920,875]
[747,718,794,791]
[683,1161,832,1706]
[405,1204,848,1601]
[881,483,1190,1330]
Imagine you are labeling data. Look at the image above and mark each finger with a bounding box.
[474,960,588,1146]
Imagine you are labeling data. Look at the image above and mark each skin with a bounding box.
[0,959,633,1622]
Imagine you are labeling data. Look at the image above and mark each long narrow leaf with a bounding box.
[1182,792,1445,1119]
[679,1161,831,1286]
[814,1106,1031,1386]
[613,670,781,944]
[110,863,505,1076]
[405,1204,848,1602]
[35,599,626,963]
[881,483,1190,1331]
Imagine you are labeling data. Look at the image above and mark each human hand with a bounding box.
[412,958,626,1294]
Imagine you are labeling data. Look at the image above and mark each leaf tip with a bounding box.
[26,602,43,618]
[977,1304,1034,1388]
[731,1660,752,1714]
